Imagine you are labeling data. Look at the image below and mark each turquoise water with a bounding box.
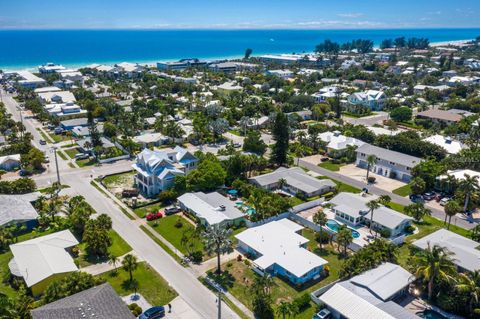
[235,201,256,216]
[416,310,447,319]
[0,29,479,69]
[325,219,360,238]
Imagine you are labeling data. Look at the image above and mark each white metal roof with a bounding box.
[235,219,327,278]
[423,135,465,155]
[0,192,40,227]
[9,230,79,287]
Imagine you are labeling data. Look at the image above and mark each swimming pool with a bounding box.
[416,310,447,319]
[325,219,360,238]
[235,201,256,216]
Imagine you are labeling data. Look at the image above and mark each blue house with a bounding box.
[236,219,328,285]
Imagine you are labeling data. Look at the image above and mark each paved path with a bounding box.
[81,251,142,276]
[297,157,476,230]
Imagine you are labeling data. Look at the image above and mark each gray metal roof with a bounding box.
[250,167,336,194]
[356,144,422,168]
[412,229,480,272]
[330,193,412,229]
[377,302,421,319]
[31,283,135,319]
[60,117,89,128]
[0,192,40,227]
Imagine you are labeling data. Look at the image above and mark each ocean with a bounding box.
[0,29,479,70]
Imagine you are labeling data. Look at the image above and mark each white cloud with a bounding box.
[337,13,364,18]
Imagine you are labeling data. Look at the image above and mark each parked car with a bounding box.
[313,309,331,319]
[139,306,165,319]
[440,197,451,206]
[146,211,163,221]
[74,153,89,160]
[54,127,64,134]
[164,206,180,215]
[409,194,424,203]
[423,192,436,201]
[39,139,47,145]
[233,142,241,148]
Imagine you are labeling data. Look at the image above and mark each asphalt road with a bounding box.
[297,158,476,230]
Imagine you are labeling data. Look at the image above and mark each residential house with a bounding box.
[31,283,135,319]
[266,69,294,79]
[38,63,66,74]
[435,169,480,192]
[249,167,336,198]
[157,59,207,71]
[0,154,21,171]
[133,132,169,149]
[44,101,86,117]
[0,192,40,228]
[413,229,480,272]
[132,146,198,197]
[258,54,320,64]
[423,135,465,155]
[15,71,46,89]
[60,118,89,131]
[318,131,365,157]
[447,76,480,87]
[216,82,243,96]
[76,136,115,154]
[236,219,328,285]
[312,86,342,103]
[208,62,239,73]
[9,230,79,296]
[329,193,413,238]
[115,62,144,78]
[319,263,418,319]
[416,109,464,125]
[177,191,245,226]
[347,90,386,111]
[355,144,422,182]
[340,59,361,70]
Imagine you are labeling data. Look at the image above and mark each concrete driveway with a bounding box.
[338,164,407,192]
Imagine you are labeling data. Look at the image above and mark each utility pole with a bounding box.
[51,147,61,186]
[17,106,24,139]
[217,289,222,319]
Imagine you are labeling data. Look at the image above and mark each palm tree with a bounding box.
[277,178,287,191]
[0,170,6,180]
[313,209,328,249]
[239,116,250,136]
[377,195,391,206]
[456,271,480,316]
[458,174,479,213]
[108,254,119,273]
[404,202,431,223]
[122,254,138,283]
[444,200,462,230]
[366,155,376,181]
[276,301,295,319]
[0,293,14,319]
[366,200,380,237]
[415,244,456,301]
[202,226,233,274]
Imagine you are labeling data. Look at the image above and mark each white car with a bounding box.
[440,197,451,206]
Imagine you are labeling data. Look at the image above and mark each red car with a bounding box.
[146,211,163,221]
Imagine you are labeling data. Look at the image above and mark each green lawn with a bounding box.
[57,150,68,161]
[99,262,177,305]
[209,228,341,319]
[76,230,132,267]
[133,202,166,218]
[147,215,202,255]
[317,176,361,194]
[77,158,96,167]
[228,129,244,136]
[49,132,69,143]
[392,184,412,197]
[37,129,53,143]
[318,161,345,172]
[64,147,80,159]
[288,196,305,207]
[140,225,182,264]
[0,251,16,298]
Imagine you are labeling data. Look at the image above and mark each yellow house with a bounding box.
[8,230,79,296]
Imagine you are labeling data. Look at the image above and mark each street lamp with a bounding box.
[50,146,61,186]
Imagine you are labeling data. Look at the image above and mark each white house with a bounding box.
[38,63,66,74]
[0,192,40,228]
[355,144,421,182]
[44,102,86,117]
[319,263,418,319]
[132,146,198,197]
[38,91,76,104]
[15,71,46,89]
[266,69,294,79]
[8,230,79,296]
[347,90,386,111]
[133,132,169,148]
[236,219,328,285]
[177,191,244,226]
[249,167,336,198]
[329,192,413,238]
[413,229,480,272]
[318,131,365,157]
[423,135,466,155]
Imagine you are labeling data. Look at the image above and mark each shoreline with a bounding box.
[0,38,474,72]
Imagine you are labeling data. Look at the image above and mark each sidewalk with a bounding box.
[81,251,143,276]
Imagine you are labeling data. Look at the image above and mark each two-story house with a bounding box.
[132,146,198,197]
[355,144,421,182]
[347,90,386,111]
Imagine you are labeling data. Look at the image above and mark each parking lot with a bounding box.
[337,164,407,192]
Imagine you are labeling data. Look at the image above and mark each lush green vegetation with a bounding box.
[99,262,177,305]
[133,202,166,218]
[392,184,412,197]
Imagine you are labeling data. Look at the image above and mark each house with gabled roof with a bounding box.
[132,146,198,197]
[347,90,386,111]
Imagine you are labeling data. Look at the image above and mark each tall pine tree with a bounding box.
[271,112,289,166]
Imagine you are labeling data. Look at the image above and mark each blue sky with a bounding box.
[0,0,479,30]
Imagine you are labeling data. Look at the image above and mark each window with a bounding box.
[389,162,396,166]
